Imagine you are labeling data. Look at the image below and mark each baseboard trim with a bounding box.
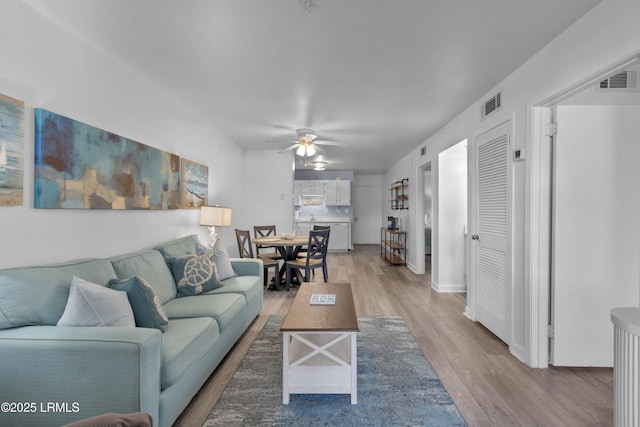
[510,342,528,365]
[431,281,467,293]
[464,306,475,321]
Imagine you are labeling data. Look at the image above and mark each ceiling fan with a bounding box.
[269,128,343,157]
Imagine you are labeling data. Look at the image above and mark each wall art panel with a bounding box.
[34,109,180,209]
[180,158,208,209]
[0,94,25,206]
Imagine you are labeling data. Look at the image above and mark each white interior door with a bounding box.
[472,121,511,344]
[353,185,380,244]
[551,105,640,367]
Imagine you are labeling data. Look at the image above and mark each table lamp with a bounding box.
[200,205,232,247]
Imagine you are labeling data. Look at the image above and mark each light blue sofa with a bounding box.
[0,235,263,427]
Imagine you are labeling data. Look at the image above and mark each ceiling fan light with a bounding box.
[296,145,306,156]
[313,161,327,170]
[306,144,317,156]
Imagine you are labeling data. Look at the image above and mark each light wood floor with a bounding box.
[174,245,613,427]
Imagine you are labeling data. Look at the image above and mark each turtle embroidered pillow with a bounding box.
[168,243,222,296]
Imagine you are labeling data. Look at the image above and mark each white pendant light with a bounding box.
[296,143,316,157]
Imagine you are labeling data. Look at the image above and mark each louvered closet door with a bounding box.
[472,121,511,344]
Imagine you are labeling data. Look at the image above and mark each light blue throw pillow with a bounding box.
[168,244,222,296]
[109,276,169,332]
[213,240,237,281]
[57,276,135,327]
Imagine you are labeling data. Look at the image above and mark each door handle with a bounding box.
[471,235,480,240]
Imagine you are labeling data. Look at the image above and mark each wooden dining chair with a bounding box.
[296,224,331,275]
[285,229,330,291]
[253,225,284,261]
[235,229,280,288]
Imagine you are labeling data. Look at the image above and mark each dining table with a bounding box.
[252,234,309,290]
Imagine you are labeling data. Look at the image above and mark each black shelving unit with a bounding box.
[389,178,408,210]
[380,228,406,265]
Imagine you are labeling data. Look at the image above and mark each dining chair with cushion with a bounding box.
[236,229,280,288]
[253,225,284,261]
[296,224,331,274]
[285,229,330,291]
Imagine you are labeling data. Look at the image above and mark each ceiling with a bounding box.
[23,0,600,173]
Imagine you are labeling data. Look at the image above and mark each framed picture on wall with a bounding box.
[180,158,208,209]
[0,93,25,206]
[34,108,181,210]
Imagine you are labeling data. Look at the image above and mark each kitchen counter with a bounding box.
[294,217,351,223]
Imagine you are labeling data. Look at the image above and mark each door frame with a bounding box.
[527,54,640,368]
[415,162,432,275]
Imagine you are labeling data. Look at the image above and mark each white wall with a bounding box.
[385,0,640,365]
[240,150,295,241]
[0,1,248,267]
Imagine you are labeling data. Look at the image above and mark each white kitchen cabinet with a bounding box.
[293,221,351,252]
[325,180,351,206]
[293,181,303,206]
[294,180,326,206]
[294,221,312,235]
[299,180,325,196]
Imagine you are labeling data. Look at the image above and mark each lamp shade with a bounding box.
[200,206,232,227]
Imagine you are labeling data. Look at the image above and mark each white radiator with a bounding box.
[612,308,640,427]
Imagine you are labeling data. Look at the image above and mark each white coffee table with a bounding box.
[280,283,359,404]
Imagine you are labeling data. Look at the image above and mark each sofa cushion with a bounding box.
[163,293,246,332]
[110,276,169,332]
[168,244,221,296]
[110,250,176,304]
[57,276,135,327]
[0,258,117,330]
[154,235,200,260]
[203,275,263,305]
[212,239,237,281]
[161,317,219,389]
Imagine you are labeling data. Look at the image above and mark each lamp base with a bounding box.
[207,226,218,248]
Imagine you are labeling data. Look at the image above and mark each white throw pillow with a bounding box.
[212,240,237,281]
[57,276,135,327]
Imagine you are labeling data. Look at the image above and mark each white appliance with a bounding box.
[327,222,349,252]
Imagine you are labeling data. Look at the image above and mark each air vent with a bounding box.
[597,70,639,91]
[481,92,501,118]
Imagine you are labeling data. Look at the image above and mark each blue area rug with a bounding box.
[205,316,466,426]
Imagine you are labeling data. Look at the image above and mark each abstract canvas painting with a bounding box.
[34,109,181,209]
[0,93,25,206]
[180,158,208,209]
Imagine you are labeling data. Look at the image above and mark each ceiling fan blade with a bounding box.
[315,140,346,147]
[266,139,297,143]
[278,144,299,153]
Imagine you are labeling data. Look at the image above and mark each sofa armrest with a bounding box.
[230,258,262,277]
[0,326,161,426]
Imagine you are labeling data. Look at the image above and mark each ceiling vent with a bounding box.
[481,92,501,119]
[597,70,639,91]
